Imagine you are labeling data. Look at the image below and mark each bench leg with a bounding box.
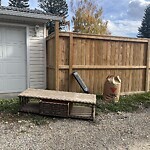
[25,97,29,104]
[19,97,23,105]
[92,105,95,121]
[19,97,29,106]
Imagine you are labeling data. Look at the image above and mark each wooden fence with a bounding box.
[46,22,150,95]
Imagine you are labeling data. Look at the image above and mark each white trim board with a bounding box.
[43,23,47,89]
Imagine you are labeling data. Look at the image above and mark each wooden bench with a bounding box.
[18,89,96,120]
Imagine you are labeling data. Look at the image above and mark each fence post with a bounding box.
[69,33,73,91]
[145,39,150,92]
[55,21,60,90]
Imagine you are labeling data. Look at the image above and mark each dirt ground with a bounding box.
[0,108,150,150]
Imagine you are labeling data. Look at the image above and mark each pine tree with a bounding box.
[138,5,150,38]
[38,0,68,34]
[9,0,29,8]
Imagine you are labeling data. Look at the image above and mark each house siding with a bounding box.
[28,25,46,89]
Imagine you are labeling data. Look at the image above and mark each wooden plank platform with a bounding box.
[19,88,96,104]
[18,88,96,120]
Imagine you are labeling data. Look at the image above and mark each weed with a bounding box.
[96,92,150,113]
[0,98,20,114]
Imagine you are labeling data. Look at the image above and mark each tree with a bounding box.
[9,0,29,8]
[138,5,150,38]
[38,0,68,34]
[70,0,110,35]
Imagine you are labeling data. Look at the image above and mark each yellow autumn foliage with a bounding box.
[70,0,110,35]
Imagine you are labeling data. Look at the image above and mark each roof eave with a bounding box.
[0,9,63,22]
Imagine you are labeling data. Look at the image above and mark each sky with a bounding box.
[1,0,150,37]
[101,0,150,37]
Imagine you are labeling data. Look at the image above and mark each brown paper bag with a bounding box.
[103,75,121,103]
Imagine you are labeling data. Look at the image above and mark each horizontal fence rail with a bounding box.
[46,24,150,95]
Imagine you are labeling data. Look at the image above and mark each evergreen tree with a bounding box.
[9,0,29,8]
[138,5,150,38]
[38,0,68,34]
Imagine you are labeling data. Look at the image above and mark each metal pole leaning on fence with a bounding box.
[72,71,89,93]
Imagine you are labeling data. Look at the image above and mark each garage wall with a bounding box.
[0,25,27,93]
[28,25,46,89]
[0,21,47,93]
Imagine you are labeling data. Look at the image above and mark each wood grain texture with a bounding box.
[47,32,149,94]
[54,21,60,90]
[146,40,150,91]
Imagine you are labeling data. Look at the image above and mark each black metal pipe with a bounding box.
[72,71,89,93]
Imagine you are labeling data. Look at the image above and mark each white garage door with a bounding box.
[0,26,27,93]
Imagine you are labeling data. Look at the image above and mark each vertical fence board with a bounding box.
[46,36,55,90]
[146,40,150,91]
[69,33,73,91]
[54,21,60,90]
[59,70,69,91]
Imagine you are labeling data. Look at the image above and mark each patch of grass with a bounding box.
[96,92,150,113]
[0,98,54,125]
[1,92,150,123]
[0,98,20,114]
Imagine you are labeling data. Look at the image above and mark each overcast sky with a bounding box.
[1,0,150,37]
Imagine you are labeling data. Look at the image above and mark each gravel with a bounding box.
[0,108,150,150]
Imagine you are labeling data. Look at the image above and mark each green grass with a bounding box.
[0,98,51,125]
[0,92,150,123]
[96,92,150,113]
[0,98,20,114]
